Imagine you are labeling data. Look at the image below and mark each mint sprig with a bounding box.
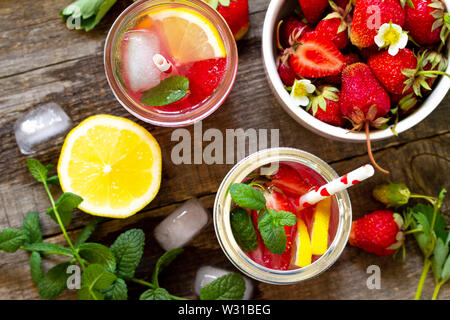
[140,76,190,107]
[200,273,245,300]
[230,208,258,252]
[258,210,297,255]
[60,0,117,32]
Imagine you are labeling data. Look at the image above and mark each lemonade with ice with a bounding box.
[117,4,228,114]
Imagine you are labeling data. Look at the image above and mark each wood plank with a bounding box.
[1,133,448,300]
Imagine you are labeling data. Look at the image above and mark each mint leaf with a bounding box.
[140,287,171,300]
[46,192,83,227]
[103,278,128,300]
[230,207,258,252]
[78,287,104,300]
[46,175,60,186]
[38,261,73,300]
[152,248,184,287]
[30,251,44,285]
[258,212,288,255]
[79,264,117,300]
[432,238,449,281]
[78,243,116,272]
[0,228,27,252]
[140,76,189,107]
[271,210,297,226]
[229,183,266,210]
[200,273,245,300]
[22,212,42,245]
[60,0,117,31]
[23,242,74,257]
[27,158,48,183]
[74,217,102,248]
[110,229,145,279]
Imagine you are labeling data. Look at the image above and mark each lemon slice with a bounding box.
[310,198,331,255]
[58,115,162,218]
[295,219,312,268]
[149,7,226,63]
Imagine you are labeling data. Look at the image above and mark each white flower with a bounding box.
[290,79,316,107]
[374,23,408,56]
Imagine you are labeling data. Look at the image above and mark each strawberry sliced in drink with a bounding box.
[289,31,345,78]
[269,165,311,197]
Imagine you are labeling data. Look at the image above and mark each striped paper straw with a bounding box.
[295,164,375,211]
[153,54,173,73]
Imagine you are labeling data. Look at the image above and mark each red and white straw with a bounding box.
[153,54,173,73]
[295,164,375,211]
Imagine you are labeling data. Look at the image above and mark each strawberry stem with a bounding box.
[414,258,431,300]
[416,70,450,78]
[364,122,390,175]
[432,280,444,300]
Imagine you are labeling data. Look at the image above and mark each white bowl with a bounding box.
[262,0,450,142]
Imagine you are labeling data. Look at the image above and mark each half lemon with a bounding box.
[58,115,162,218]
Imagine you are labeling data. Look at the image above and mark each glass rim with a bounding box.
[104,0,238,127]
[213,147,353,285]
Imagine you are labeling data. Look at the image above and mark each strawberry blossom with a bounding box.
[374,22,408,56]
[290,79,316,106]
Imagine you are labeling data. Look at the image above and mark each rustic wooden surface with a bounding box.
[0,0,449,300]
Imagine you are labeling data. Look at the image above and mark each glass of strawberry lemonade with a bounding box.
[214,148,352,284]
[105,0,238,127]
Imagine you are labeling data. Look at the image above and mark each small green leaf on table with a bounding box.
[110,229,145,279]
[30,251,44,285]
[140,76,189,107]
[23,242,74,257]
[140,287,171,300]
[0,228,27,253]
[78,264,117,300]
[26,158,49,183]
[103,278,128,300]
[78,242,116,272]
[22,211,42,245]
[200,273,245,300]
[74,217,102,248]
[38,261,73,300]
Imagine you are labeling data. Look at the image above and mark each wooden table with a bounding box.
[0,0,449,300]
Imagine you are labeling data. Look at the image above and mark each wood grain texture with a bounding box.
[0,0,449,300]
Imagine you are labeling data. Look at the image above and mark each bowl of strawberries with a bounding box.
[262,0,450,174]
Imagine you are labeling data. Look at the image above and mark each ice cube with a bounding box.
[14,103,72,154]
[194,266,254,300]
[154,198,209,251]
[123,31,161,92]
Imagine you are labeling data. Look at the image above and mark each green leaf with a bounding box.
[103,278,128,300]
[230,207,258,252]
[271,210,297,226]
[78,287,104,300]
[442,254,450,282]
[38,261,73,300]
[78,243,116,272]
[23,242,74,257]
[61,0,117,31]
[140,76,190,107]
[411,204,448,241]
[26,158,48,183]
[432,238,449,281]
[22,212,42,245]
[30,251,44,285]
[152,248,184,287]
[413,212,430,235]
[81,264,117,293]
[229,183,266,210]
[110,229,145,279]
[200,273,245,300]
[46,192,83,227]
[46,175,60,186]
[258,212,288,255]
[140,287,171,300]
[0,228,27,253]
[74,217,102,248]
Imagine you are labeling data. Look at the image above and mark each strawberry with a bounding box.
[350,0,405,48]
[335,0,351,10]
[368,48,418,95]
[404,0,446,45]
[289,32,345,78]
[298,0,329,24]
[277,16,313,49]
[316,12,350,50]
[277,56,299,86]
[308,86,346,127]
[349,210,404,256]
[204,0,249,40]
[269,164,312,197]
[359,45,380,61]
[324,52,360,84]
[340,63,391,174]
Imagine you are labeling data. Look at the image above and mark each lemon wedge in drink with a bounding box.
[295,219,312,268]
[58,115,162,218]
[149,7,226,63]
[310,198,331,255]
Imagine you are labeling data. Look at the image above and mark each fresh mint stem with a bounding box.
[42,181,85,270]
[414,258,431,300]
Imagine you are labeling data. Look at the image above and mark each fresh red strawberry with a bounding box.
[316,12,349,50]
[340,63,391,174]
[350,0,405,48]
[277,55,299,86]
[205,0,249,40]
[359,45,380,61]
[289,32,345,78]
[309,86,346,127]
[298,0,329,24]
[368,48,417,95]
[185,57,227,103]
[349,210,404,256]
[277,16,313,49]
[324,52,360,84]
[269,164,312,197]
[335,0,351,10]
[404,0,444,45]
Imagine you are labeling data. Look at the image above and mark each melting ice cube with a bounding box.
[123,31,161,92]
[14,103,72,154]
[194,266,254,300]
[154,198,209,251]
